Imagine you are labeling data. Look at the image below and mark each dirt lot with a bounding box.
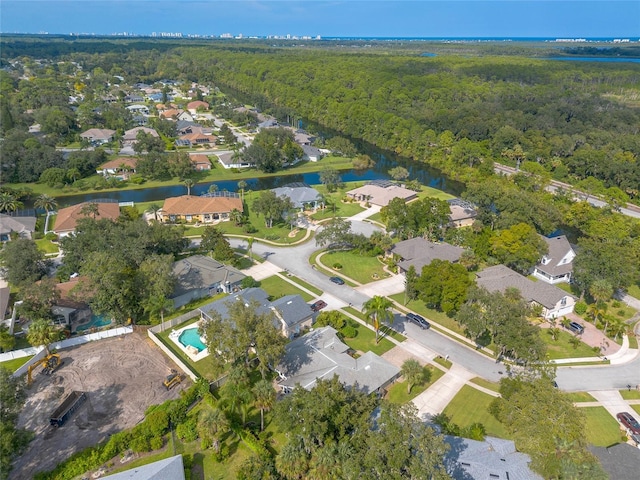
[11,332,190,480]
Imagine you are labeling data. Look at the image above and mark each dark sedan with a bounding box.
[329,276,345,285]
[310,300,328,312]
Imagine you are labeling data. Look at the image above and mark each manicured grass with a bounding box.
[344,307,405,342]
[386,366,445,404]
[469,377,500,393]
[161,293,229,323]
[563,391,597,402]
[279,273,323,297]
[390,295,465,334]
[620,389,640,400]
[310,201,365,220]
[340,320,397,356]
[443,385,510,439]
[320,251,388,285]
[258,275,314,302]
[628,283,640,300]
[0,355,34,372]
[35,238,59,254]
[414,185,456,201]
[582,407,625,447]
[432,356,452,370]
[541,329,600,359]
[633,405,640,417]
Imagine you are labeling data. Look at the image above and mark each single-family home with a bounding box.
[102,455,185,480]
[301,144,323,162]
[177,111,194,122]
[532,235,576,284]
[390,237,465,274]
[159,108,183,120]
[258,118,278,130]
[443,435,542,480]
[161,193,243,224]
[475,265,576,319]
[589,442,640,480]
[294,131,316,145]
[189,154,211,171]
[346,180,417,207]
[50,276,93,329]
[216,152,255,169]
[170,255,246,308]
[122,127,159,146]
[187,100,209,114]
[177,132,216,146]
[80,128,116,145]
[0,214,36,242]
[124,93,144,103]
[276,326,401,394]
[448,198,478,228]
[53,201,121,237]
[271,183,323,211]
[176,120,203,135]
[96,157,137,177]
[125,104,149,115]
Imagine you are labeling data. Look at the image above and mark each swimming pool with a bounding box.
[76,314,112,332]
[178,328,207,352]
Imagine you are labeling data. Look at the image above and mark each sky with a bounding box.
[1,1,639,39]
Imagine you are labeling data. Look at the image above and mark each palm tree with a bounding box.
[183,178,195,195]
[586,303,607,327]
[80,201,99,219]
[145,295,174,328]
[0,192,23,213]
[208,184,218,194]
[247,237,255,263]
[145,203,162,221]
[276,437,308,480]
[589,279,613,304]
[26,318,62,356]
[197,407,229,454]
[34,194,58,215]
[400,358,424,394]
[253,379,276,431]
[362,295,394,344]
[230,208,243,226]
[237,180,247,201]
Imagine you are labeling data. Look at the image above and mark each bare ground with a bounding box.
[11,332,190,480]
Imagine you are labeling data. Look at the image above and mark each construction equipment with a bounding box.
[163,369,184,390]
[50,391,86,427]
[27,353,63,385]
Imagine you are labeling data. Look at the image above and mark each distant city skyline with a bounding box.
[1,1,639,39]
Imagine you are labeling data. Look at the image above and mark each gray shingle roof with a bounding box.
[392,238,465,271]
[271,185,322,209]
[444,436,542,480]
[277,326,400,394]
[476,265,575,309]
[589,443,640,480]
[172,255,245,297]
[534,235,575,277]
[270,295,313,327]
[0,214,36,236]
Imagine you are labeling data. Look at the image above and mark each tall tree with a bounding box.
[362,295,394,344]
[183,178,195,196]
[0,193,23,213]
[253,379,276,432]
[400,359,424,394]
[404,265,419,305]
[314,217,352,248]
[252,191,293,228]
[34,194,57,214]
[198,407,229,454]
[80,201,99,219]
[26,318,62,356]
[0,367,30,480]
[0,239,49,287]
[319,166,342,193]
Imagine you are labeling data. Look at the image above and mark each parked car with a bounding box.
[567,321,584,335]
[310,300,327,312]
[329,276,345,285]
[617,412,640,435]
[406,312,431,330]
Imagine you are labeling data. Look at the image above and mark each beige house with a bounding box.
[346,180,417,207]
[53,201,121,237]
[161,194,243,224]
[448,199,478,228]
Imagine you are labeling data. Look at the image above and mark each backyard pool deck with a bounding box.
[169,323,210,362]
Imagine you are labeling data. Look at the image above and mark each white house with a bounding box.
[532,235,576,284]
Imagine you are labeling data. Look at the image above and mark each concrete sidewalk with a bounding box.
[588,390,640,425]
[551,335,639,366]
[412,364,475,419]
[348,205,381,221]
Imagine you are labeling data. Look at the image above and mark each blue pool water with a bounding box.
[178,328,207,352]
[76,314,112,332]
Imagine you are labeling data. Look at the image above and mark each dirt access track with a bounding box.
[11,331,189,480]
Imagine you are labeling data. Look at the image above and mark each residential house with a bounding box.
[159,108,183,120]
[258,118,278,130]
[271,183,323,211]
[102,455,185,480]
[294,131,315,145]
[216,152,255,169]
[443,435,542,480]
[125,104,149,115]
[80,128,116,145]
[346,180,417,207]
[96,157,137,177]
[0,214,36,242]
[177,132,216,147]
[301,144,323,162]
[448,198,478,228]
[390,238,465,274]
[50,276,93,329]
[187,100,209,114]
[170,255,246,308]
[589,442,640,480]
[176,120,203,135]
[532,235,576,284]
[177,111,194,122]
[189,154,211,171]
[124,93,144,103]
[276,326,401,394]
[122,127,159,146]
[161,193,243,224]
[199,288,312,338]
[475,265,576,319]
[53,201,121,237]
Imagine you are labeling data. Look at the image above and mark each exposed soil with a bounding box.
[11,332,190,480]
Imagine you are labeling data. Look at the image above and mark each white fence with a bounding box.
[147,330,199,382]
[6,326,133,378]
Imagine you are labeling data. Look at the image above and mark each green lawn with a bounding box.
[278,273,323,297]
[35,238,59,254]
[390,295,465,334]
[432,356,453,370]
[443,385,510,439]
[320,251,389,284]
[541,329,600,359]
[386,366,445,404]
[344,307,405,342]
[563,392,597,402]
[258,275,314,302]
[469,377,501,393]
[582,407,625,447]
[628,283,640,299]
[633,405,640,417]
[340,320,397,356]
[620,389,640,400]
[0,355,34,372]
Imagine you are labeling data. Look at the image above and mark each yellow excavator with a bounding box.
[27,353,63,386]
[163,369,184,390]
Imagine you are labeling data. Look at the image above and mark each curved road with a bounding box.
[229,222,640,391]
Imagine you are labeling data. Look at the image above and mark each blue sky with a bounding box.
[2,1,639,38]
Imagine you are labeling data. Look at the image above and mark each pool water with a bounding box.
[178,328,207,352]
[76,314,112,332]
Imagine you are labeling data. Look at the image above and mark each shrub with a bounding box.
[612,300,621,308]
[44,232,58,241]
[333,262,342,269]
[149,436,164,450]
[176,418,199,442]
[340,325,357,338]
[243,224,258,234]
[574,301,588,315]
[241,276,260,288]
[130,435,150,453]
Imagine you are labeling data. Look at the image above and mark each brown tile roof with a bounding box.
[160,108,183,119]
[162,195,243,216]
[180,133,215,143]
[99,157,137,170]
[187,100,209,110]
[54,202,121,233]
[189,154,211,166]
